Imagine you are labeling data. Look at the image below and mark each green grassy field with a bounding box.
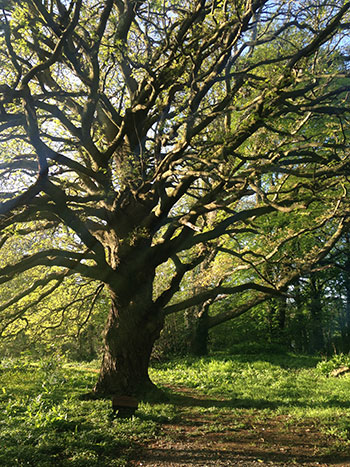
[1,353,350,466]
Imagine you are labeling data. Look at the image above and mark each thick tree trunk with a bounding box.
[267,297,286,341]
[342,254,350,353]
[292,280,308,353]
[189,302,209,356]
[309,277,325,353]
[342,235,350,352]
[94,286,164,397]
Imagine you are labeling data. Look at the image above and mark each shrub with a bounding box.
[316,354,350,376]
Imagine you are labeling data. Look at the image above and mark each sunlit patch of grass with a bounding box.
[139,402,178,423]
[151,354,321,405]
[151,352,350,454]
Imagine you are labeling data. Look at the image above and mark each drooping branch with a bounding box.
[164,282,282,316]
[164,210,349,325]
[0,249,99,284]
[208,294,269,328]
[0,271,69,314]
[42,180,107,263]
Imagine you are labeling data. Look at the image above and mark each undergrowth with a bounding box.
[1,352,350,465]
[0,355,167,466]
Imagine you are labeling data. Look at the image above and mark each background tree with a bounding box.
[206,227,350,357]
[0,0,350,396]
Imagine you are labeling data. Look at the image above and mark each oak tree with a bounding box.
[0,0,350,395]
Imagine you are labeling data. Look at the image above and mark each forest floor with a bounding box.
[131,386,350,467]
[2,354,350,466]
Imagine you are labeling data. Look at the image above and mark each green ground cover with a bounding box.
[0,353,350,466]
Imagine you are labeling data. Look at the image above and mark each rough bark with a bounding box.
[94,286,164,396]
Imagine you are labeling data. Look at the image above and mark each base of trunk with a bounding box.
[92,378,168,402]
[93,371,158,397]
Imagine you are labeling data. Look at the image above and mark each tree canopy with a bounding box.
[0,0,350,395]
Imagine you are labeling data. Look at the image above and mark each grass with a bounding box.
[0,355,167,467]
[1,352,350,466]
[151,353,350,449]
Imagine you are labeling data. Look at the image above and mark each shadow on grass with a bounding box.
[0,416,133,467]
[162,388,350,411]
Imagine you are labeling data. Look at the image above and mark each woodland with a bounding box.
[0,0,350,407]
[1,1,350,465]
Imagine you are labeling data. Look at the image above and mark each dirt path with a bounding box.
[130,387,350,467]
